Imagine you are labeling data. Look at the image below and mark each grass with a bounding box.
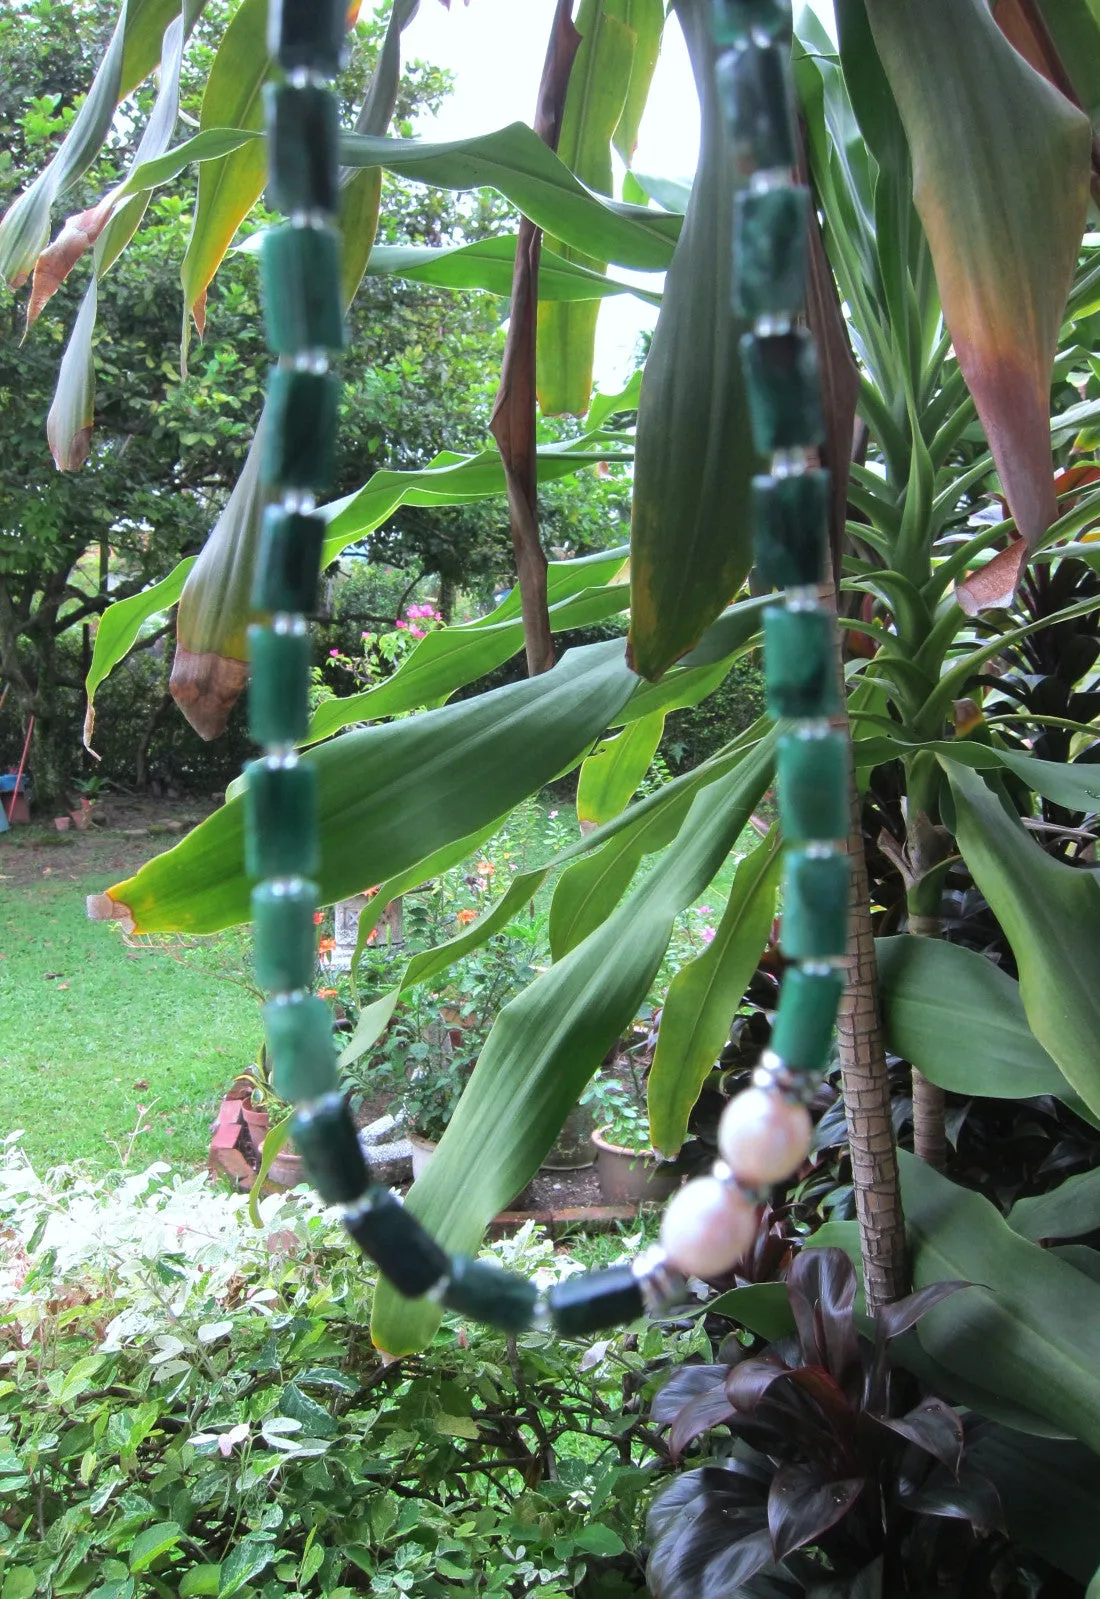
[0,867,261,1172]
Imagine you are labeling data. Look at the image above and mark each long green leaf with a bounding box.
[649,831,781,1155]
[944,759,1100,1120]
[538,0,637,415]
[339,123,681,271]
[858,736,1100,815]
[876,934,1094,1120]
[370,751,775,1355]
[89,639,637,935]
[366,235,661,304]
[575,711,665,828]
[45,277,97,471]
[83,557,194,750]
[179,0,268,330]
[865,0,1091,561]
[1008,1167,1100,1244]
[901,1152,1100,1452]
[627,0,754,680]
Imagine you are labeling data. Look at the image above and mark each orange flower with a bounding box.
[476,860,495,876]
[318,936,336,953]
[317,987,338,1000]
[455,908,478,927]
[313,912,324,925]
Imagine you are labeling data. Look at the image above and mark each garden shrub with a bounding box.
[0,1146,699,1597]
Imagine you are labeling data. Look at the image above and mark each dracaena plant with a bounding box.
[645,1248,999,1599]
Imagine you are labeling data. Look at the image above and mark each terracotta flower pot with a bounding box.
[542,1101,597,1170]
[592,1126,689,1205]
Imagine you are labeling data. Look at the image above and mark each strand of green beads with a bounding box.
[654,0,850,1281]
[248,0,674,1339]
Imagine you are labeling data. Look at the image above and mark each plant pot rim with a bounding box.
[591,1125,657,1160]
[407,1128,439,1152]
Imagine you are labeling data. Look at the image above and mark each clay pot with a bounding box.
[592,1126,689,1205]
[408,1129,437,1182]
[53,816,71,832]
[542,1101,597,1170]
[265,1144,305,1191]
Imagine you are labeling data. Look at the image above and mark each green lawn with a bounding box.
[0,867,261,1171]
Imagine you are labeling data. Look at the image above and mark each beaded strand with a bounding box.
[244,0,849,1338]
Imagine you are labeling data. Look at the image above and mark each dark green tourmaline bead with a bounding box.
[245,757,320,880]
[711,0,791,45]
[753,470,829,590]
[782,849,850,959]
[442,1257,539,1333]
[547,1266,644,1337]
[777,731,848,843]
[268,0,345,77]
[734,186,810,320]
[252,877,318,994]
[263,993,339,1102]
[251,506,325,616]
[763,607,840,719]
[262,366,339,493]
[770,965,845,1073]
[261,225,345,356]
[741,328,824,454]
[291,1093,369,1206]
[265,84,339,216]
[718,43,796,179]
[344,1189,451,1299]
[248,623,310,747]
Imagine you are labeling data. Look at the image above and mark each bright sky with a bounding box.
[399,1,836,391]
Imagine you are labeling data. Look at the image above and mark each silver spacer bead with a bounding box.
[631,1245,684,1315]
[785,586,821,612]
[289,207,334,231]
[530,1293,552,1332]
[711,1158,769,1206]
[281,489,317,515]
[289,349,330,375]
[749,166,793,193]
[802,840,840,860]
[792,719,832,741]
[752,1050,818,1105]
[754,312,793,338]
[272,613,308,636]
[770,447,809,478]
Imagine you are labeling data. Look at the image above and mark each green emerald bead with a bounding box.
[263,993,339,1103]
[770,965,844,1073]
[268,0,345,76]
[248,623,310,747]
[251,506,325,615]
[734,186,810,319]
[741,328,824,454]
[547,1266,644,1337]
[782,849,850,959]
[244,757,320,880]
[442,1258,539,1333]
[262,366,339,493]
[764,606,840,719]
[753,470,829,590]
[261,225,345,356]
[718,43,797,179]
[777,731,849,843]
[711,0,791,45]
[265,83,339,216]
[291,1093,369,1206]
[344,1189,450,1298]
[251,878,318,995]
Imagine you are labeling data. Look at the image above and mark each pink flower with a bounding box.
[217,1424,250,1457]
[700,926,716,944]
[409,625,425,638]
[329,648,339,658]
[395,620,407,630]
[697,906,713,916]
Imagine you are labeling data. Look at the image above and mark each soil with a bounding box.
[0,796,216,888]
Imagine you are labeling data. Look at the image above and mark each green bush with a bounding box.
[0,1148,697,1597]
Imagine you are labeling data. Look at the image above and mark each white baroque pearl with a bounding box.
[717,1087,813,1185]
[660,1176,758,1278]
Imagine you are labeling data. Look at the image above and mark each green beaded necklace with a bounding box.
[245,0,849,1339]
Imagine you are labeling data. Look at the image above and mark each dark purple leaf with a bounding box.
[767,1462,866,1562]
[873,1399,964,1476]
[698,1528,776,1596]
[901,1468,1002,1537]
[806,1556,884,1599]
[652,1365,731,1427]
[649,1476,770,1599]
[785,1366,858,1440]
[726,1353,789,1412]
[787,1249,861,1394]
[668,1385,739,1460]
[873,1280,971,1342]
